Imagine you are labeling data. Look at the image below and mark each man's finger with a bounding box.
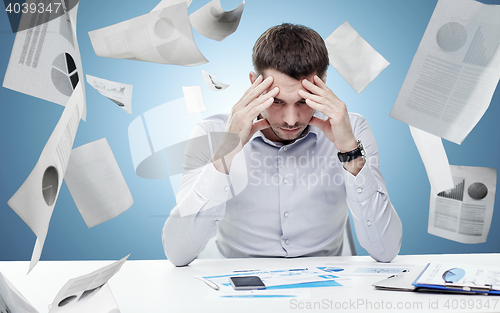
[314,75,340,101]
[244,76,274,105]
[298,89,326,105]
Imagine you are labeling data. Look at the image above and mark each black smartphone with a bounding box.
[229,276,266,290]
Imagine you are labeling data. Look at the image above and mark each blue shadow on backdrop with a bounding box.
[0,0,499,261]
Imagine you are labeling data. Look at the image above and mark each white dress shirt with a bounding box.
[162,112,402,266]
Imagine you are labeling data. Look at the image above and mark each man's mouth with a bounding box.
[280,127,300,134]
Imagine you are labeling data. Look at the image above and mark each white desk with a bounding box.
[1,254,499,313]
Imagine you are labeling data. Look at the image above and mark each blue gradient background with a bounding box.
[1,0,499,261]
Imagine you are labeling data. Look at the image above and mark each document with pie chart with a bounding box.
[428,165,497,244]
[2,0,86,121]
[390,0,500,144]
[88,1,207,66]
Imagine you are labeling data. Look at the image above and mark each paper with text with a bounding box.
[390,0,500,144]
[86,75,133,114]
[324,21,389,94]
[88,2,207,66]
[7,83,85,273]
[428,165,497,243]
[0,272,38,313]
[182,86,206,113]
[189,0,245,41]
[64,138,134,228]
[49,255,129,313]
[201,70,229,91]
[410,126,454,193]
[3,0,86,121]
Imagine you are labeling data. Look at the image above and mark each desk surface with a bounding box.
[1,253,499,313]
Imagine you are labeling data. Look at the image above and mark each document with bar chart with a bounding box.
[428,165,497,243]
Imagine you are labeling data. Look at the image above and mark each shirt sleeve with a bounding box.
[162,123,231,267]
[343,114,403,262]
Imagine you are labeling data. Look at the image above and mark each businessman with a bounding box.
[162,23,402,266]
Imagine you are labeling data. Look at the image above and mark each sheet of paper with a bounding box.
[410,126,454,193]
[415,262,500,291]
[64,138,134,228]
[0,272,38,313]
[428,165,497,243]
[3,0,86,121]
[323,262,415,276]
[201,70,229,91]
[88,2,207,66]
[182,86,206,113]
[86,75,133,114]
[151,0,193,12]
[49,255,129,313]
[189,0,245,41]
[390,0,500,144]
[324,21,389,94]
[7,83,85,273]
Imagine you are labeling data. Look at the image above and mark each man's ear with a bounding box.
[249,71,257,84]
[321,72,327,83]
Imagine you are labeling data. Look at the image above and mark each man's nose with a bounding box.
[283,104,299,126]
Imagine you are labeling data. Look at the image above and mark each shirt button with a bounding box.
[366,220,372,226]
[283,146,288,151]
[214,220,219,225]
[284,212,289,218]
[283,178,288,184]
[285,239,290,245]
[224,186,229,192]
[357,187,363,193]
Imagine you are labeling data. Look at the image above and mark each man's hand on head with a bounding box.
[298,75,364,176]
[212,73,279,174]
[298,75,357,153]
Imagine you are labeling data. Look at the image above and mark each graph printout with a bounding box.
[428,165,497,243]
[390,0,500,144]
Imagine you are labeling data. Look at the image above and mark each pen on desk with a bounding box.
[288,268,308,271]
[194,277,219,291]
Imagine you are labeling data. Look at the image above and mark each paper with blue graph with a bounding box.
[428,165,497,243]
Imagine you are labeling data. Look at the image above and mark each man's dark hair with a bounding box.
[252,23,329,80]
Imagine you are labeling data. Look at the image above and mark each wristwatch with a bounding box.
[337,140,365,162]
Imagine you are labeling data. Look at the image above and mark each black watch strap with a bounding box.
[337,140,365,163]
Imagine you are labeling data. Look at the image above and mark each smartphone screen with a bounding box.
[229,276,266,290]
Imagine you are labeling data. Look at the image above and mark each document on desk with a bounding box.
[3,0,87,121]
[428,165,497,243]
[86,75,133,114]
[49,255,129,313]
[88,2,207,66]
[64,138,134,228]
[202,70,229,91]
[414,262,500,294]
[324,21,389,94]
[189,0,245,41]
[390,0,500,144]
[7,83,85,273]
[0,272,38,313]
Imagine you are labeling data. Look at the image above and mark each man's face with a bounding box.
[256,69,317,143]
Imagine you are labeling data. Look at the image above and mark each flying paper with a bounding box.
[428,165,497,243]
[64,138,134,228]
[88,2,207,66]
[86,75,133,114]
[3,0,86,120]
[182,86,206,113]
[390,0,500,144]
[201,70,229,91]
[7,83,85,273]
[189,0,245,41]
[324,21,389,94]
